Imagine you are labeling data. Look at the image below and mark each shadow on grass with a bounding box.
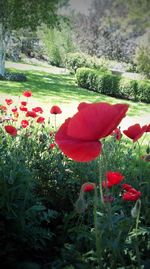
[0,69,150,116]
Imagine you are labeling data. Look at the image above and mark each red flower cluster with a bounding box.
[122,184,141,201]
[50,105,62,114]
[123,124,147,142]
[55,102,128,162]
[5,125,17,136]
[102,171,124,188]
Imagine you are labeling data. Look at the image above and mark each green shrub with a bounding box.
[135,46,150,79]
[66,52,108,73]
[76,67,150,103]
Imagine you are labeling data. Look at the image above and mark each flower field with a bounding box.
[0,91,150,269]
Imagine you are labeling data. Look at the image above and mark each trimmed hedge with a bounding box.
[76,67,150,103]
[0,72,27,82]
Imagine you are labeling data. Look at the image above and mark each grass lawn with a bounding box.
[0,68,150,117]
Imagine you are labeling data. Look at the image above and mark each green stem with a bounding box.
[135,200,141,269]
[93,187,101,268]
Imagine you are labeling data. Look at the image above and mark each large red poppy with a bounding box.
[123,124,147,142]
[32,107,43,114]
[37,117,45,123]
[55,102,128,162]
[5,125,17,136]
[145,124,150,133]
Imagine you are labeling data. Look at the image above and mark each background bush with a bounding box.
[76,67,150,103]
[66,52,108,73]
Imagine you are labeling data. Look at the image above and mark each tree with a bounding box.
[0,0,68,75]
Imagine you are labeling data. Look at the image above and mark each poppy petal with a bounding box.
[55,118,102,162]
[67,103,128,141]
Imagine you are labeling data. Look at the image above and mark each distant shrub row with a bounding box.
[0,72,27,82]
[76,68,150,103]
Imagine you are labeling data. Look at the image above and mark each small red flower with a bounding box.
[20,106,28,112]
[23,90,32,97]
[50,143,55,149]
[123,124,147,142]
[21,101,27,106]
[37,117,45,123]
[0,105,7,111]
[55,102,128,162]
[122,183,132,191]
[32,107,43,114]
[111,128,122,140]
[102,171,124,188]
[122,188,141,201]
[5,125,17,136]
[50,105,62,114]
[50,131,53,137]
[81,183,96,193]
[26,111,37,118]
[5,99,13,105]
[12,107,17,113]
[21,120,29,128]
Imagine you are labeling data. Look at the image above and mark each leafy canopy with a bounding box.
[0,0,68,30]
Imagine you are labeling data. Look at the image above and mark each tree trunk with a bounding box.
[0,23,6,76]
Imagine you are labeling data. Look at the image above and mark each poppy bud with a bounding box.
[131,199,141,218]
[75,195,87,214]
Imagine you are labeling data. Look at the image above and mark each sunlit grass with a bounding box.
[0,68,150,116]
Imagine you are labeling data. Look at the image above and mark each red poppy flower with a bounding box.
[102,171,124,188]
[122,188,141,201]
[122,183,132,191]
[21,101,27,106]
[5,125,17,136]
[50,105,62,114]
[32,107,43,114]
[5,99,13,105]
[21,120,29,128]
[81,183,96,192]
[37,117,45,123]
[55,102,128,162]
[12,107,17,113]
[23,90,32,97]
[111,128,122,141]
[123,124,147,142]
[0,105,7,111]
[26,111,37,118]
[20,106,28,112]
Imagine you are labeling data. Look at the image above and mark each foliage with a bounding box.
[135,45,150,79]
[38,23,76,67]
[0,71,27,82]
[76,67,150,103]
[0,94,150,268]
[65,52,108,73]
[71,0,150,63]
